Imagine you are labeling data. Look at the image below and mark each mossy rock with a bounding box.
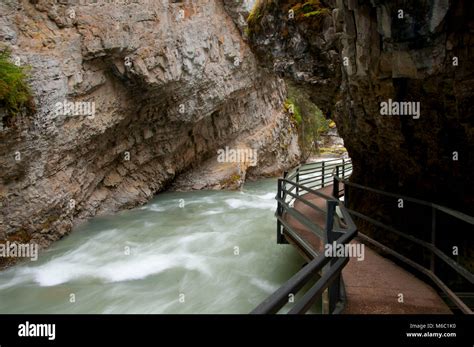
[318,146,348,156]
[220,173,242,189]
[246,0,330,37]
[0,48,34,124]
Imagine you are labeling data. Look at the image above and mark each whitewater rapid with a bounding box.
[0,179,314,314]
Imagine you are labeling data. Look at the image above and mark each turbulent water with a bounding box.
[0,179,313,314]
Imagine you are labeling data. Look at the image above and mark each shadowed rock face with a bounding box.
[0,0,300,254]
[241,0,473,214]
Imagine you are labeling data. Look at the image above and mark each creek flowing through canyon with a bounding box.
[0,179,320,314]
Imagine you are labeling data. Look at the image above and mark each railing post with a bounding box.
[333,176,339,199]
[324,200,339,313]
[334,166,340,199]
[344,183,349,207]
[430,206,436,273]
[325,201,337,238]
[342,158,345,180]
[277,179,284,244]
[296,168,300,196]
[322,161,325,188]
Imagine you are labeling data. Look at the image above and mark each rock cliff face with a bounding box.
[0,0,300,252]
[244,0,473,214]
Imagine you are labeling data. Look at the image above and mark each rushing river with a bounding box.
[0,179,316,314]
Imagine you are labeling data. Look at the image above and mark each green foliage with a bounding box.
[220,173,242,189]
[246,0,278,37]
[246,0,330,38]
[284,99,302,125]
[290,1,331,19]
[0,48,33,118]
[303,9,330,18]
[247,0,262,27]
[285,82,332,161]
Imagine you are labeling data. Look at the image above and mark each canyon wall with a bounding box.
[243,0,473,214]
[240,0,474,274]
[0,0,299,254]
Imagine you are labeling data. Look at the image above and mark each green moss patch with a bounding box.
[246,0,330,38]
[284,82,332,161]
[0,48,34,120]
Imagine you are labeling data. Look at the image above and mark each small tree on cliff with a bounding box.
[0,48,34,128]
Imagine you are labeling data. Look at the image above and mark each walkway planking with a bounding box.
[283,184,452,314]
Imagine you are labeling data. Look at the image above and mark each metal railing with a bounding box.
[252,157,473,314]
[251,158,356,314]
[286,158,353,194]
[333,174,474,314]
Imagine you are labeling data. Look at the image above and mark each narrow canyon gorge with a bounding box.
[0,0,472,281]
[243,0,473,213]
[240,0,473,275]
[0,0,302,254]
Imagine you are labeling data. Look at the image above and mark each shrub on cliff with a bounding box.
[0,48,34,120]
[246,0,278,37]
[285,83,331,161]
[246,0,330,37]
[290,0,331,19]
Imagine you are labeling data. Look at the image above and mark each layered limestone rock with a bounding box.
[0,0,300,253]
[243,0,473,214]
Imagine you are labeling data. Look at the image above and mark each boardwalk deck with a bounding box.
[283,184,452,314]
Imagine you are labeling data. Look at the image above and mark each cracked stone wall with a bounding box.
[0,0,300,256]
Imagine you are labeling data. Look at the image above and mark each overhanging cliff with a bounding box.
[240,0,473,213]
[0,0,300,255]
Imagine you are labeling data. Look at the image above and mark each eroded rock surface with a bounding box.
[0,0,299,252]
[243,0,473,213]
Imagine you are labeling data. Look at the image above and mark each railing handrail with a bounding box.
[252,158,356,314]
[333,170,474,314]
[257,157,472,314]
[343,206,474,285]
[335,177,474,225]
[288,158,350,174]
[284,159,353,204]
[280,178,339,202]
[292,157,350,171]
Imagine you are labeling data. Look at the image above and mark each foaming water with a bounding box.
[0,179,317,313]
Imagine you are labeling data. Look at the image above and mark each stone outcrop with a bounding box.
[241,0,473,274]
[0,0,300,254]
[317,125,347,157]
[243,0,473,214]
